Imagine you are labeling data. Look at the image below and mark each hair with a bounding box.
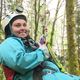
[4,15,27,39]
[4,24,12,39]
[10,15,27,26]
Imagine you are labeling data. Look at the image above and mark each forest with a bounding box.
[0,0,80,79]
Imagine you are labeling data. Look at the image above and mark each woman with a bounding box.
[0,13,80,80]
[0,13,50,80]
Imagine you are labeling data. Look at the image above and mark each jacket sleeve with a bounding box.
[0,37,45,74]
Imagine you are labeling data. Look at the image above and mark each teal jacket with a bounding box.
[0,37,80,80]
[0,37,47,80]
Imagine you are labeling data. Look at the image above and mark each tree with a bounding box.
[76,0,80,71]
[66,0,79,75]
[34,0,41,41]
[0,0,6,79]
[28,0,50,41]
[50,0,64,47]
[0,0,2,29]
[0,0,4,42]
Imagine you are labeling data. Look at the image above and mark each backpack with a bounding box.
[3,66,15,80]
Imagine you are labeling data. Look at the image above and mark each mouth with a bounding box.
[19,31,27,35]
[17,30,30,38]
[13,30,30,38]
[19,30,29,34]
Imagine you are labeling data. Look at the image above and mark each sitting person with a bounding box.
[0,12,80,80]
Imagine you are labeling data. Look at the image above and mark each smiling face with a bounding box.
[11,19,29,39]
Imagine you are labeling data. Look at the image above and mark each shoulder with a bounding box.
[5,37,22,43]
[1,37,23,45]
[0,37,24,50]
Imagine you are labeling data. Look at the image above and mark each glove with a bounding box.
[39,44,50,59]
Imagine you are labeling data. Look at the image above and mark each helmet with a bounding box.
[1,13,26,31]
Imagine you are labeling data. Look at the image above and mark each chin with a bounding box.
[20,36,27,39]
[20,36,26,38]
[18,34,28,38]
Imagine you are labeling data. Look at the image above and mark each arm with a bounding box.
[0,37,46,74]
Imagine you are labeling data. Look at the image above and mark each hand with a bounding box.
[39,35,46,45]
[39,44,50,59]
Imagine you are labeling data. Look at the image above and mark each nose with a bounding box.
[20,25,26,30]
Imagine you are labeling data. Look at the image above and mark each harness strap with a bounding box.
[33,65,43,80]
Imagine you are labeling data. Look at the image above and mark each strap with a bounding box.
[33,65,43,80]
[43,66,58,72]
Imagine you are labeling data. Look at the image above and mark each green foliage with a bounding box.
[0,66,5,80]
[47,43,66,73]
[6,0,23,13]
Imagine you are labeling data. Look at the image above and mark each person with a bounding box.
[0,12,50,80]
[0,12,80,80]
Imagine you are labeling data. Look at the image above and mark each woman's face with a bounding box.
[12,19,29,39]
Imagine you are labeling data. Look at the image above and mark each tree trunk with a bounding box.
[34,0,40,41]
[50,0,61,47]
[66,0,79,75]
[0,0,3,42]
[76,0,80,71]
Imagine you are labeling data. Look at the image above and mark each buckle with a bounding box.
[42,70,56,75]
